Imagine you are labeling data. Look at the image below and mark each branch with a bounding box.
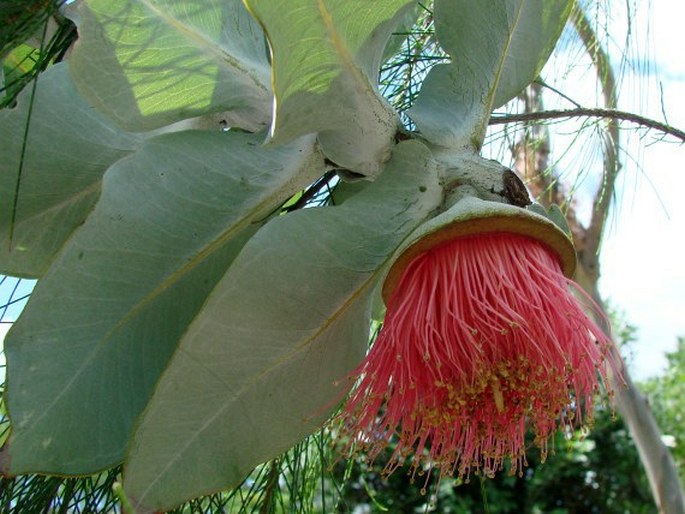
[259,459,280,514]
[489,107,685,143]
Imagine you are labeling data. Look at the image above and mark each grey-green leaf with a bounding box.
[0,63,145,278]
[0,131,324,475]
[67,0,272,131]
[244,0,414,176]
[409,0,571,149]
[122,140,443,512]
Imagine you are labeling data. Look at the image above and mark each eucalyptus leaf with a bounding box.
[329,178,372,206]
[67,0,272,131]
[122,140,443,512]
[381,3,418,62]
[244,0,414,176]
[409,0,571,149]
[0,130,325,475]
[0,63,145,277]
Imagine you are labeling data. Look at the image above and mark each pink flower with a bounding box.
[339,232,618,485]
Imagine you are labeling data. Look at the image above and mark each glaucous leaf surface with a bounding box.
[0,63,145,277]
[68,0,272,131]
[122,140,443,512]
[0,131,324,475]
[409,0,571,149]
[244,0,414,176]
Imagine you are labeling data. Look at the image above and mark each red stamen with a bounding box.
[338,232,619,483]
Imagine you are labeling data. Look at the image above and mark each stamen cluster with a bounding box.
[339,233,618,483]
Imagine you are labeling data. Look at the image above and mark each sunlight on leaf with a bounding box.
[68,0,271,131]
[244,0,414,176]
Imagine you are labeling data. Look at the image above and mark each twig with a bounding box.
[282,170,336,212]
[259,459,280,514]
[8,16,49,252]
[489,107,685,143]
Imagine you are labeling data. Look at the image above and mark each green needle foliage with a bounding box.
[0,467,122,514]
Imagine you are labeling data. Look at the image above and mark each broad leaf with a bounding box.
[0,63,145,277]
[68,0,271,131]
[244,0,414,176]
[0,131,324,475]
[329,178,372,206]
[122,140,443,512]
[409,0,571,149]
[381,4,419,62]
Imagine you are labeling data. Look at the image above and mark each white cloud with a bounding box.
[600,140,685,379]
